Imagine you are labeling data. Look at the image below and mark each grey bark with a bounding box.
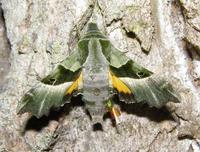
[0,0,200,151]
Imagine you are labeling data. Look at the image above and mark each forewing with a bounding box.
[119,76,180,108]
[17,73,83,118]
[17,30,89,118]
[42,44,88,85]
[100,39,153,78]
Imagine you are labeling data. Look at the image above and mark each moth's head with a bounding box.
[87,22,100,33]
[83,22,106,39]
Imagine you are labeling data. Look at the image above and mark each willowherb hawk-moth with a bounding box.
[17,22,180,124]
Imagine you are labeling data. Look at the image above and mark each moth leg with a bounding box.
[165,104,180,125]
[106,100,122,133]
[170,112,180,125]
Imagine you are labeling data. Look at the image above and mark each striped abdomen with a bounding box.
[82,65,109,117]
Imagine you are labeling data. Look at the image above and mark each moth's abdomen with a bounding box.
[83,72,109,102]
[82,66,109,116]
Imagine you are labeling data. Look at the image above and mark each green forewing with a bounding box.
[18,46,87,118]
[42,43,88,85]
[100,39,153,78]
[119,76,180,107]
[17,82,73,118]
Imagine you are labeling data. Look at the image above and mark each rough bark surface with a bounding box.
[0,0,200,151]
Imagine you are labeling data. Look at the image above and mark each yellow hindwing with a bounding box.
[66,73,83,95]
[109,71,132,94]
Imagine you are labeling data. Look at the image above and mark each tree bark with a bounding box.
[0,0,200,151]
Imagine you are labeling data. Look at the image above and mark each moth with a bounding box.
[17,23,180,125]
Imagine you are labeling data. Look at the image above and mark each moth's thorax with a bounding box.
[82,38,109,119]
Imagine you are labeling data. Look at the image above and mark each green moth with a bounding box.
[17,23,180,124]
